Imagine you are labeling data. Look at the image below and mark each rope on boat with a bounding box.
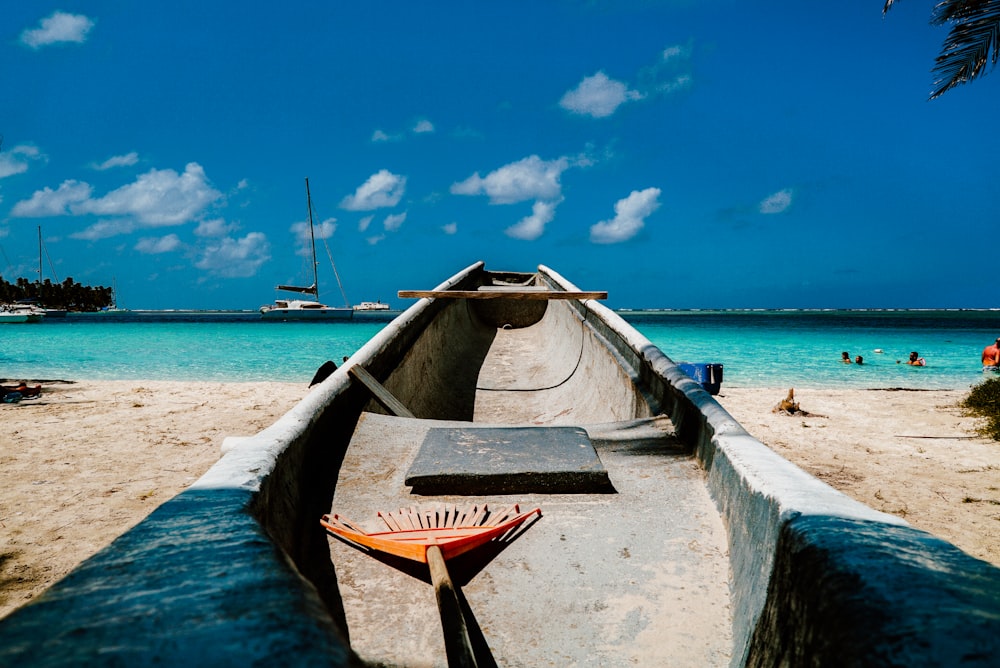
[474,303,588,393]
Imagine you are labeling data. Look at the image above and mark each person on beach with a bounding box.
[841,352,852,364]
[855,355,864,365]
[906,351,926,366]
[982,338,1000,370]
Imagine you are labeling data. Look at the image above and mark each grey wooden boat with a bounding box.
[0,261,997,667]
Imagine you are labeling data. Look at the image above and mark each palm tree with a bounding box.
[884,0,1000,98]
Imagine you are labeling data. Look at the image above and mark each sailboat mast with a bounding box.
[305,177,320,302]
[38,226,43,283]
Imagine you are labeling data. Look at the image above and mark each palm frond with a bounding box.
[928,0,1000,98]
[884,0,1000,98]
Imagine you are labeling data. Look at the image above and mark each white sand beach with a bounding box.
[0,380,307,620]
[715,387,999,568]
[1,381,997,621]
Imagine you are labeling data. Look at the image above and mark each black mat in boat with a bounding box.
[405,426,613,494]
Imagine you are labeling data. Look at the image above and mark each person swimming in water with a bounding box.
[906,351,926,366]
[841,351,852,364]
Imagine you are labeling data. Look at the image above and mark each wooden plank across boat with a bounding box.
[397,287,607,300]
[1,261,997,667]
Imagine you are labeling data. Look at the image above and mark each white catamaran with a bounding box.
[260,179,354,321]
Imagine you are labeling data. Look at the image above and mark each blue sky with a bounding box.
[2,2,997,309]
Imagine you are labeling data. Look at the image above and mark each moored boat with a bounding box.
[352,300,390,311]
[34,227,69,317]
[0,303,44,323]
[260,296,354,320]
[0,311,34,323]
[0,262,997,666]
[261,179,354,321]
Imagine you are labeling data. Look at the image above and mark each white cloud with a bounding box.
[11,180,93,217]
[20,11,95,49]
[340,169,406,210]
[0,145,43,179]
[0,158,27,179]
[71,219,136,241]
[358,215,374,232]
[74,162,222,225]
[559,71,642,118]
[442,222,457,235]
[660,75,692,94]
[366,234,386,245]
[506,199,561,241]
[759,189,793,214]
[662,45,689,61]
[383,212,406,231]
[194,218,236,237]
[290,217,337,254]
[590,187,661,244]
[314,218,337,239]
[194,232,270,278]
[372,120,433,142]
[371,129,397,143]
[94,152,139,170]
[135,234,182,254]
[639,43,694,95]
[452,155,583,240]
[562,45,692,122]
[451,155,569,204]
[12,163,222,238]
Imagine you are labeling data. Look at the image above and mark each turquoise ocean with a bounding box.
[2,310,999,390]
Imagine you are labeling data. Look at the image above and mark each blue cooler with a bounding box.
[677,362,724,395]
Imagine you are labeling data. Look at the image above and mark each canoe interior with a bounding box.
[330,413,734,666]
[325,266,734,665]
[373,273,655,425]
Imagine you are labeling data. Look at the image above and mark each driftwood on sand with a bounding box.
[772,388,826,417]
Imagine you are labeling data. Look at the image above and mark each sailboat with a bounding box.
[36,227,67,317]
[260,179,354,321]
[99,277,128,313]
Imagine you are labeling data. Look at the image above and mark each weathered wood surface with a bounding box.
[427,544,479,668]
[348,365,416,418]
[397,289,607,300]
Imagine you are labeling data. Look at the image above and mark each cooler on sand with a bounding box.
[678,362,723,395]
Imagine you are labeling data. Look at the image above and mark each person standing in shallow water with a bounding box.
[905,351,926,366]
[841,351,852,364]
[982,338,1000,370]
